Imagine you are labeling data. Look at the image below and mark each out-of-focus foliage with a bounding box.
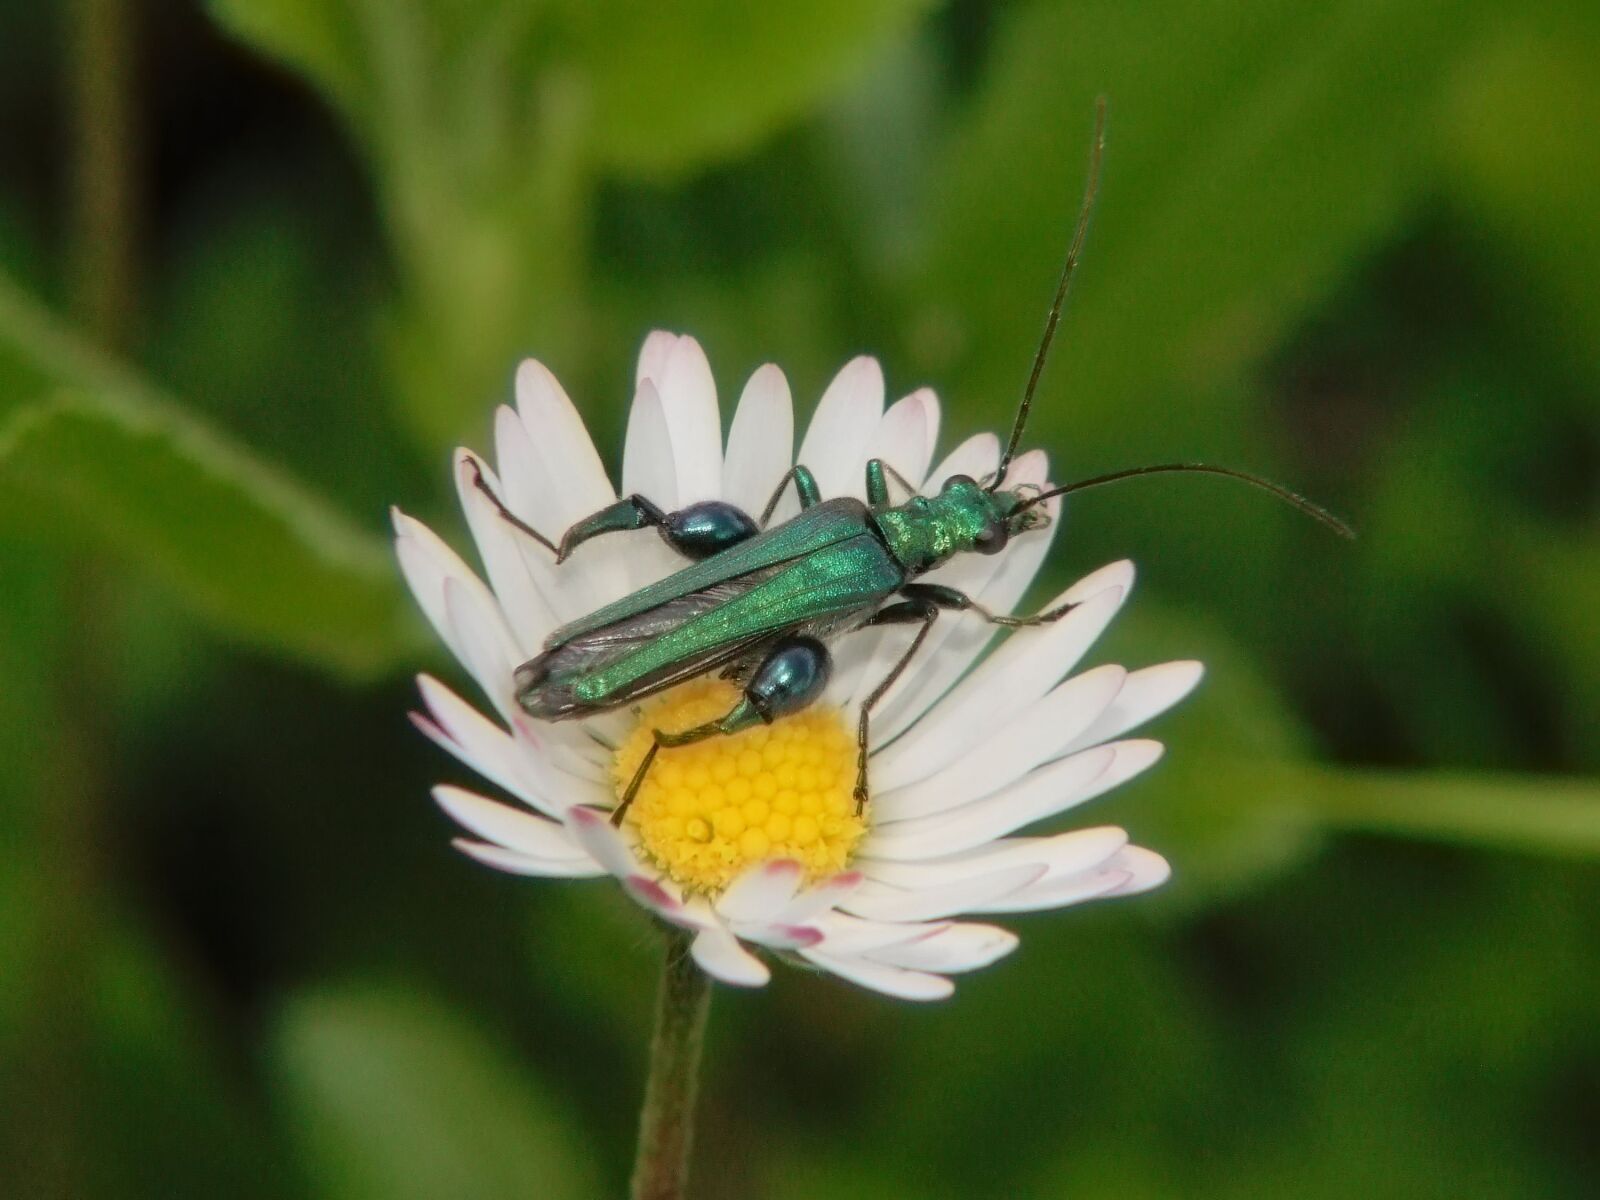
[0,1,1595,1198]
[0,277,411,675]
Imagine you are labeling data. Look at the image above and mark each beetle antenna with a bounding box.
[991,95,1107,493]
[1017,462,1356,539]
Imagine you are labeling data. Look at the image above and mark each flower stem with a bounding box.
[630,928,712,1200]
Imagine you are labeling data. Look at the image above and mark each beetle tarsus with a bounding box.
[898,582,1080,628]
[611,740,660,827]
[853,596,943,816]
[466,456,559,555]
[758,465,823,527]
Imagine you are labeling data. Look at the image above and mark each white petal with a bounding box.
[970,861,1133,913]
[798,356,885,503]
[655,335,723,505]
[623,378,677,508]
[508,710,613,781]
[620,379,687,583]
[858,826,1130,890]
[862,744,1118,860]
[801,949,952,1001]
[864,923,1018,973]
[865,389,938,493]
[624,876,706,929]
[442,576,523,722]
[489,411,601,620]
[452,450,557,654]
[808,910,950,955]
[873,663,1127,821]
[870,582,1131,793]
[771,871,866,924]
[692,921,771,987]
[923,430,999,491]
[562,805,639,878]
[432,785,588,859]
[635,330,679,388]
[513,358,616,517]
[414,675,609,814]
[722,364,794,517]
[452,839,607,878]
[392,509,489,666]
[874,741,1164,861]
[729,922,824,951]
[716,859,803,924]
[512,362,635,608]
[840,863,1045,922]
[1062,660,1204,753]
[1101,845,1172,896]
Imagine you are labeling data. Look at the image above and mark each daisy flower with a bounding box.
[393,332,1201,1001]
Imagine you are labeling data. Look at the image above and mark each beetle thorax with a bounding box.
[871,476,1016,573]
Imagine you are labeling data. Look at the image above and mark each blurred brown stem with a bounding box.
[69,0,137,346]
[18,1,138,1196]
[630,928,712,1200]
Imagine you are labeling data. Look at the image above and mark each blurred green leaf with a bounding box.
[920,0,1487,459]
[1440,26,1600,393]
[0,275,412,676]
[207,0,586,451]
[0,911,297,1199]
[206,0,928,451]
[558,0,928,176]
[201,0,365,113]
[274,985,600,1200]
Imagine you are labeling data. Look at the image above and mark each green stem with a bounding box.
[1303,764,1600,859]
[630,929,712,1200]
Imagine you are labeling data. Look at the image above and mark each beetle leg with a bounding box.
[853,599,942,812]
[556,496,759,563]
[758,465,822,527]
[610,638,835,826]
[898,582,1078,628]
[468,459,760,564]
[865,458,918,506]
[465,455,558,554]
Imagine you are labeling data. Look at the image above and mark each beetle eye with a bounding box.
[973,521,1009,555]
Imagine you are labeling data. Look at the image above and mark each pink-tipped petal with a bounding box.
[635,330,679,388]
[562,806,640,878]
[717,859,804,924]
[432,786,587,860]
[801,949,953,1002]
[840,864,1045,923]
[453,839,607,879]
[798,356,885,503]
[773,871,866,924]
[691,923,771,987]
[864,922,1019,973]
[655,335,723,505]
[723,364,794,516]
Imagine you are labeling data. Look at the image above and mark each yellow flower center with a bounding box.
[611,679,865,895]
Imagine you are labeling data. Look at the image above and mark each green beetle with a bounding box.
[466,103,1349,823]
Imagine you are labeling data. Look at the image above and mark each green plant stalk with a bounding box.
[630,929,712,1200]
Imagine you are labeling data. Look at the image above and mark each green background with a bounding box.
[2,1,1597,1196]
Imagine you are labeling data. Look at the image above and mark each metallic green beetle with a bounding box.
[466,104,1349,825]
